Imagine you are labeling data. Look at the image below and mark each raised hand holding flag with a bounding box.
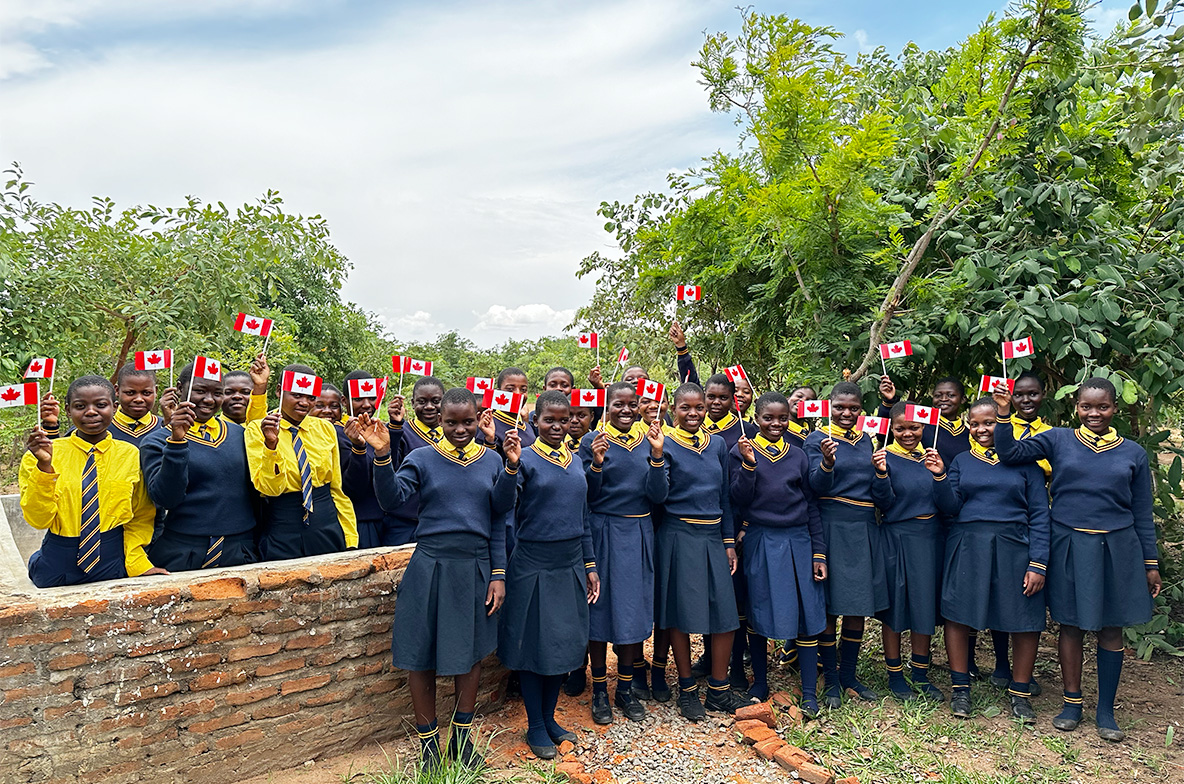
[234,312,275,357]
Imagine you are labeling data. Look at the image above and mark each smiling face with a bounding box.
[891,416,925,451]
[932,381,964,419]
[312,389,342,421]
[536,403,571,448]
[221,376,253,423]
[567,406,593,441]
[441,401,479,449]
[705,382,734,420]
[756,401,789,442]
[674,391,705,433]
[966,404,997,447]
[622,367,648,385]
[281,390,314,425]
[1076,387,1115,434]
[186,377,224,424]
[638,397,660,425]
[734,378,754,416]
[544,371,573,394]
[831,392,862,429]
[413,384,445,427]
[787,387,815,419]
[349,392,376,418]
[68,386,116,442]
[1013,376,1045,421]
[607,388,638,431]
[117,374,157,420]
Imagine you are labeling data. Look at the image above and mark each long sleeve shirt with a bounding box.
[661,426,735,547]
[871,444,945,523]
[995,416,1158,570]
[922,416,972,466]
[730,436,824,563]
[804,426,876,510]
[371,438,517,578]
[243,414,359,548]
[579,421,668,516]
[513,442,596,572]
[19,432,156,576]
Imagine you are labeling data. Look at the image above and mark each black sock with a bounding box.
[797,637,819,703]
[991,630,1012,679]
[448,710,474,755]
[416,719,440,759]
[519,671,551,748]
[542,674,568,739]
[749,632,768,692]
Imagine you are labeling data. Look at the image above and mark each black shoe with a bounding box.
[632,682,653,701]
[822,682,842,709]
[590,691,613,725]
[420,741,443,773]
[690,654,710,680]
[777,648,799,673]
[801,696,820,719]
[652,679,673,703]
[548,728,578,745]
[1010,696,1036,725]
[842,680,879,702]
[914,680,945,702]
[989,668,1011,689]
[729,668,749,692]
[704,687,755,714]
[1097,725,1126,742]
[1028,679,1042,697]
[614,689,646,721]
[1052,713,1080,732]
[967,660,986,681]
[678,689,706,722]
[889,681,917,702]
[950,691,972,719]
[448,737,484,769]
[528,741,557,760]
[563,668,587,697]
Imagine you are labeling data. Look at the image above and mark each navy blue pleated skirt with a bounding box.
[1047,523,1153,631]
[392,532,498,676]
[819,501,888,617]
[28,530,127,588]
[743,525,826,640]
[654,517,739,635]
[941,522,1046,633]
[498,538,590,675]
[356,514,416,550]
[260,485,347,561]
[588,512,654,645]
[147,529,258,572]
[877,517,942,635]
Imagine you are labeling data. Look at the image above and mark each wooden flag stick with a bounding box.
[185,355,200,405]
[880,353,889,381]
[36,380,41,429]
[261,329,273,359]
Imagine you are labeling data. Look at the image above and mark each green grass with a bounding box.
[338,734,559,784]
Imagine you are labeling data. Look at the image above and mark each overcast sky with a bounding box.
[0,0,1128,346]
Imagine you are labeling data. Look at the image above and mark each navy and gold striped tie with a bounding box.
[203,536,224,568]
[199,424,212,442]
[78,447,101,573]
[428,427,442,443]
[1020,423,1032,438]
[289,426,314,520]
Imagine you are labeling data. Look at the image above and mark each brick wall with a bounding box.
[0,549,508,784]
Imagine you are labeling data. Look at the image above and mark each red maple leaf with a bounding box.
[1,388,18,401]
[918,407,929,417]
[148,353,161,364]
[246,319,259,329]
[579,335,588,344]
[207,363,219,375]
[477,380,489,389]
[583,392,595,402]
[296,377,311,388]
[412,362,423,371]
[29,361,41,373]
[806,403,819,413]
[646,383,656,394]
[361,381,373,392]
[495,393,508,406]
[891,344,903,354]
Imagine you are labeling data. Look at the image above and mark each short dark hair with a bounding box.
[624,365,648,379]
[789,385,816,397]
[282,363,317,377]
[673,382,704,405]
[116,362,156,387]
[934,377,966,398]
[967,396,998,415]
[544,367,575,386]
[497,367,528,387]
[320,384,340,396]
[66,375,116,406]
[889,401,909,420]
[754,390,788,415]
[223,370,251,385]
[1079,377,1116,404]
[830,381,862,401]
[535,389,570,416]
[606,381,635,403]
[441,387,477,412]
[1015,370,1045,391]
[412,375,445,397]
[704,373,736,396]
[343,370,374,386]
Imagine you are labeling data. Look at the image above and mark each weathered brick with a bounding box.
[227,642,283,662]
[43,701,84,720]
[162,606,227,625]
[337,661,384,681]
[365,639,391,657]
[284,631,333,651]
[291,590,336,604]
[2,678,73,703]
[165,653,223,672]
[157,699,216,721]
[0,716,33,730]
[251,702,299,720]
[228,600,283,615]
[312,650,350,668]
[754,736,787,761]
[196,625,250,644]
[91,712,150,734]
[88,620,144,638]
[81,663,152,689]
[364,678,398,696]
[46,599,110,619]
[47,653,91,671]
[125,587,183,608]
[114,681,181,706]
[280,674,332,695]
[225,685,278,706]
[797,762,836,784]
[7,629,71,647]
[189,577,248,601]
[318,604,371,623]
[254,658,304,677]
[0,604,41,628]
[214,728,266,750]
[187,711,248,734]
[0,663,35,679]
[276,714,327,734]
[318,560,373,583]
[302,688,354,707]
[126,631,196,658]
[256,618,304,635]
[189,669,248,692]
[258,569,322,591]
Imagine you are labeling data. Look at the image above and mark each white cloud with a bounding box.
[1085,2,1130,38]
[853,29,873,52]
[373,309,444,343]
[472,304,577,334]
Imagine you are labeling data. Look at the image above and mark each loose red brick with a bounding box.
[774,745,812,772]
[256,618,304,635]
[165,653,223,672]
[257,569,321,591]
[114,681,181,706]
[741,725,778,745]
[47,653,91,672]
[591,770,612,784]
[370,551,412,572]
[318,561,372,583]
[189,577,248,601]
[280,674,332,696]
[7,629,72,647]
[779,703,804,727]
[302,688,353,707]
[125,587,183,608]
[196,625,250,644]
[46,599,111,619]
[88,620,145,638]
[187,711,248,734]
[0,663,35,679]
[227,642,283,662]
[251,702,299,720]
[837,777,860,784]
[225,686,278,706]
[754,736,787,761]
[157,699,216,721]
[555,761,585,776]
[228,600,282,616]
[284,632,333,651]
[0,604,41,628]
[254,658,304,678]
[797,762,835,784]
[734,718,768,734]
[734,701,776,728]
[214,728,266,750]
[189,669,247,692]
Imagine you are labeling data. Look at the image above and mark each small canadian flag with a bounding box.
[857,415,890,436]
[348,377,379,399]
[979,375,1015,394]
[392,356,433,376]
[676,285,702,301]
[617,347,630,366]
[879,341,913,359]
[282,370,323,397]
[466,377,494,394]
[483,389,524,413]
[798,400,829,418]
[374,377,388,407]
[0,382,38,409]
[1002,336,1035,359]
[905,403,940,425]
[577,332,599,349]
[233,313,273,337]
[724,364,747,384]
[570,389,606,407]
[193,356,223,381]
[24,358,55,379]
[134,350,173,371]
[636,379,665,401]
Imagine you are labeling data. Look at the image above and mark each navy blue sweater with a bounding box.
[871,447,944,523]
[579,423,668,516]
[934,447,1051,574]
[513,442,596,571]
[372,439,516,577]
[662,428,736,546]
[338,426,383,524]
[477,410,537,455]
[995,417,1158,570]
[804,428,876,510]
[139,418,257,536]
[923,417,972,466]
[386,418,440,523]
[784,420,811,451]
[730,438,824,563]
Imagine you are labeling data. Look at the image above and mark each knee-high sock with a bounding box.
[518,671,551,748]
[991,629,1012,678]
[797,637,819,702]
[838,629,867,690]
[1095,647,1124,731]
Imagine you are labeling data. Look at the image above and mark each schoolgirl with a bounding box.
[578,382,667,725]
[655,382,750,721]
[994,379,1160,742]
[312,384,344,423]
[803,381,887,707]
[871,402,948,701]
[365,387,517,768]
[478,367,536,452]
[244,364,357,559]
[221,371,256,426]
[784,385,817,450]
[139,362,259,571]
[383,376,447,544]
[20,376,159,587]
[730,392,827,711]
[109,362,165,445]
[498,391,601,758]
[934,397,1049,722]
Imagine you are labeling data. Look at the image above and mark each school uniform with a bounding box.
[1013,416,1053,478]
[730,435,825,640]
[477,410,537,453]
[804,426,888,616]
[499,442,597,675]
[934,443,1050,632]
[244,414,358,560]
[675,345,700,386]
[379,417,443,544]
[872,444,946,635]
[580,421,668,645]
[338,424,409,549]
[140,417,259,571]
[19,432,156,587]
[108,411,166,447]
[372,437,516,675]
[654,427,738,635]
[995,418,1157,630]
[784,420,811,451]
[703,412,749,452]
[246,394,269,423]
[923,416,972,467]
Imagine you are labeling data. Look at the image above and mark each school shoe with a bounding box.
[800,697,820,720]
[1096,725,1126,742]
[678,688,707,722]
[967,660,985,681]
[548,728,578,745]
[821,683,842,710]
[528,740,558,760]
[914,681,945,702]
[590,691,613,725]
[690,654,711,680]
[1009,696,1036,725]
[777,648,800,673]
[447,737,484,769]
[614,690,646,722]
[632,681,653,702]
[420,742,444,773]
[1051,714,1080,732]
[704,687,755,715]
[950,692,972,719]
[843,680,880,702]
[564,668,587,697]
[729,668,749,692]
[651,678,673,703]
